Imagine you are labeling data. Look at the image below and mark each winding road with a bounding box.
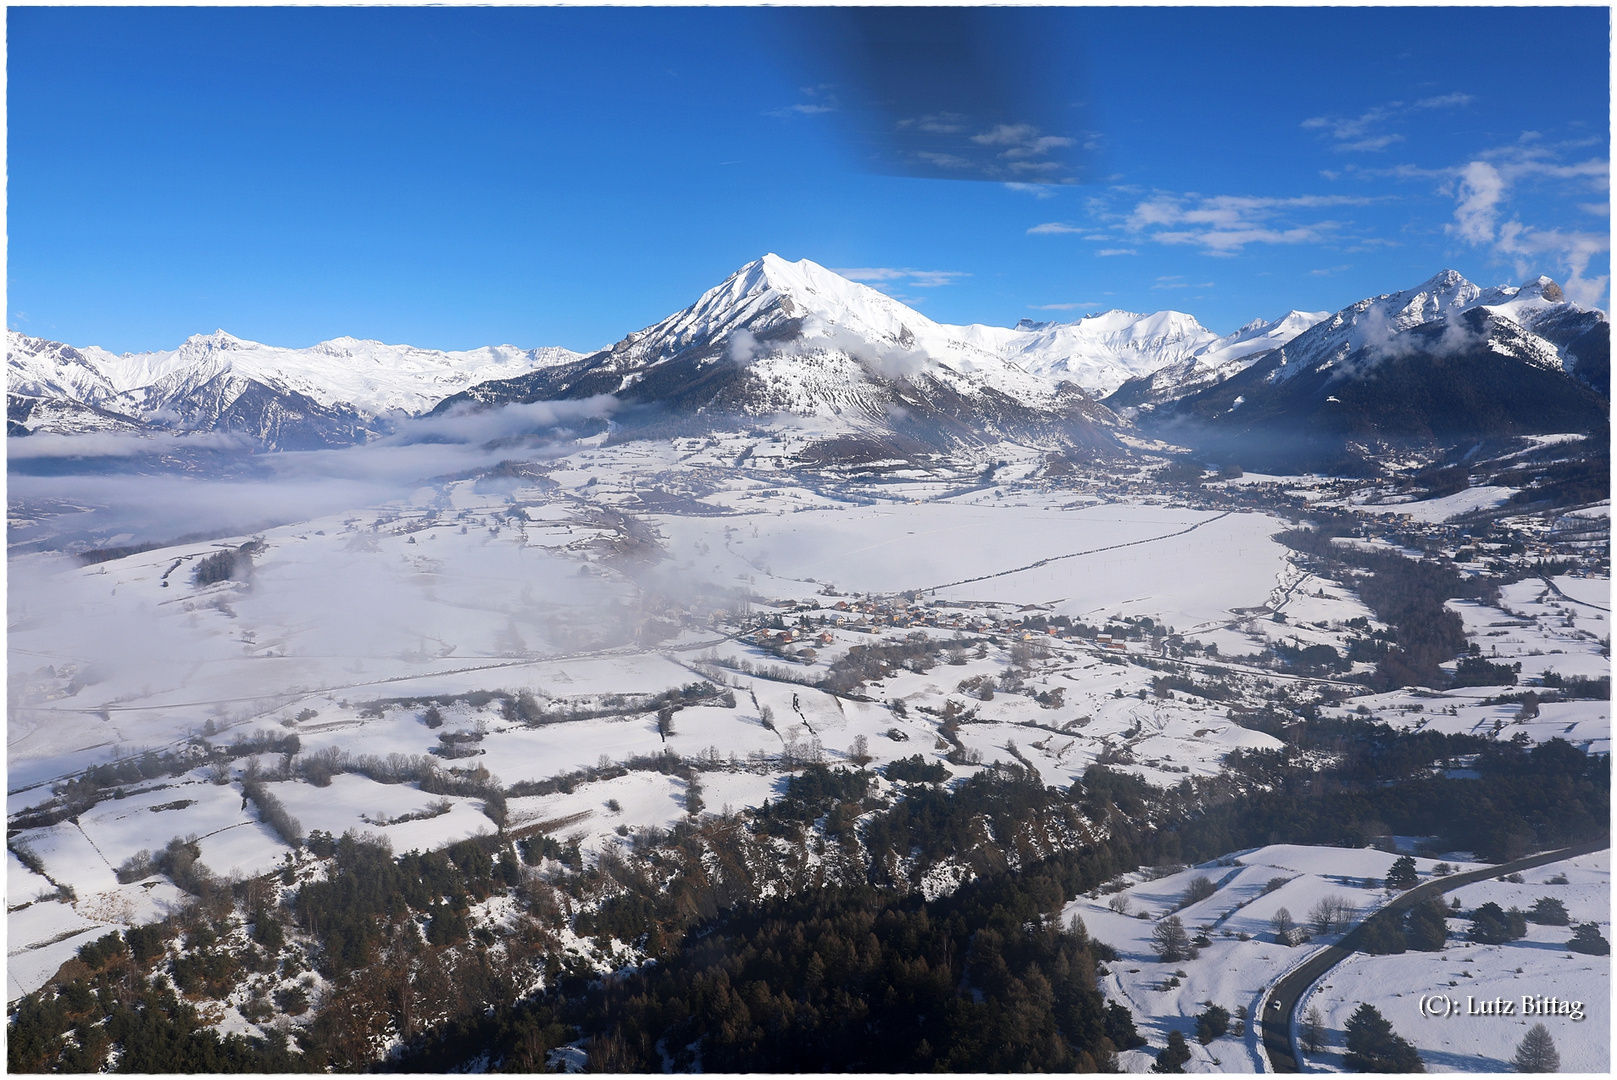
[1261,839,1610,1072]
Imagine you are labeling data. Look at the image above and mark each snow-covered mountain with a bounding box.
[965,309,1220,395]
[435,254,1122,454]
[7,330,582,447]
[12,261,1605,463]
[1150,269,1610,473]
[1104,310,1330,412]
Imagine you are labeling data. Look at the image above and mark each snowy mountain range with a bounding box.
[7,330,581,448]
[8,257,1608,460]
[1148,269,1610,473]
[432,254,1132,453]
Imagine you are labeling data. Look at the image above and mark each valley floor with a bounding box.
[6,428,1609,1071]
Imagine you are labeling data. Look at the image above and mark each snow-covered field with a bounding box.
[1063,845,1486,1073]
[1301,850,1609,1073]
[8,428,1608,1017]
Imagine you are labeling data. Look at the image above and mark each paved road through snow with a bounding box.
[1261,839,1611,1072]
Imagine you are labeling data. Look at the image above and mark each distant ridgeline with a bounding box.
[9,261,1607,472]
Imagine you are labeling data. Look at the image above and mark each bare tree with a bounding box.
[1108,892,1132,916]
[1181,875,1217,908]
[1301,1006,1326,1055]
[1151,915,1190,962]
[1308,894,1356,935]
[1272,907,1295,937]
[848,734,871,766]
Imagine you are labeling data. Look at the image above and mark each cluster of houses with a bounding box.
[734,596,1136,659]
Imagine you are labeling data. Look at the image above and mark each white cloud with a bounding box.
[1004,182,1057,199]
[769,85,839,118]
[1094,248,1136,257]
[1117,193,1373,254]
[6,430,255,459]
[1415,92,1475,110]
[1337,134,1404,153]
[830,267,969,290]
[971,123,1039,146]
[1026,222,1085,235]
[915,151,974,171]
[1305,94,1472,152]
[834,267,908,282]
[1451,161,1507,245]
[1029,302,1101,311]
[1444,143,1611,305]
[897,112,969,135]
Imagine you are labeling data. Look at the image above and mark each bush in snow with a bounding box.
[1468,902,1527,944]
[1195,1004,1230,1044]
[1528,897,1570,925]
[1567,922,1610,955]
[1153,1030,1191,1073]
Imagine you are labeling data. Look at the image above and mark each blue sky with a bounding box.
[8,6,1610,354]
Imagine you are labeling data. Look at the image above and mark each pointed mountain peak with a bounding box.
[1416,268,1474,293]
[182,329,252,350]
[1521,276,1565,303]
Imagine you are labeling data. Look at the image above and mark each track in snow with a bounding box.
[924,510,1235,592]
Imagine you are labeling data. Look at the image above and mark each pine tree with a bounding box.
[1527,897,1570,925]
[1385,855,1419,890]
[1195,1004,1230,1044]
[1343,1003,1423,1072]
[1152,1030,1191,1073]
[1567,922,1610,955]
[1511,1023,1559,1072]
[1359,914,1407,954]
[1404,898,1449,951]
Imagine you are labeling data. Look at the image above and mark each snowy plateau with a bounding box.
[6,256,1610,1073]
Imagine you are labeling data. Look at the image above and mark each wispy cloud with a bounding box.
[1442,137,1610,303]
[767,85,839,119]
[1151,276,1214,290]
[1028,301,1101,311]
[1004,182,1057,199]
[1032,189,1385,255]
[832,267,970,289]
[1117,193,1377,254]
[1338,134,1404,153]
[1415,92,1476,110]
[1303,93,1474,152]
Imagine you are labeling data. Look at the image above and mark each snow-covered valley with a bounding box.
[6,257,1608,1073]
